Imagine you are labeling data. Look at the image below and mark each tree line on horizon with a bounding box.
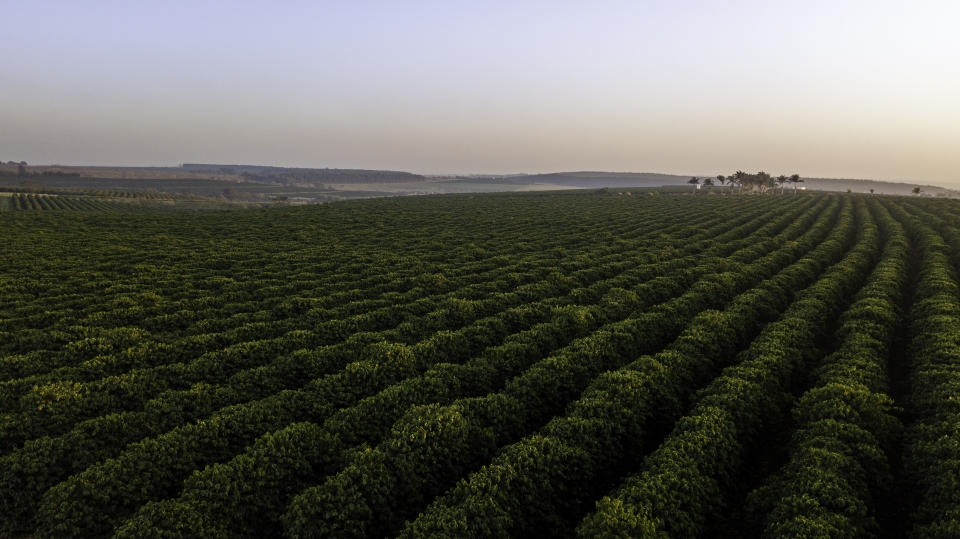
[688,171,804,194]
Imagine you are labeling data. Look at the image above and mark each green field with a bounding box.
[1,191,958,537]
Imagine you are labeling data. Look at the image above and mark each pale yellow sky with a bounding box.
[2,1,958,186]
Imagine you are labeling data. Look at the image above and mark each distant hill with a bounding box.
[3,163,954,199]
[799,177,956,196]
[460,171,957,197]
[464,171,691,188]
[182,164,426,186]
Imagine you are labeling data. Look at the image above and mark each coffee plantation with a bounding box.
[1,191,958,537]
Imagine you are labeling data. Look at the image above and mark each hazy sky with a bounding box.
[2,0,959,185]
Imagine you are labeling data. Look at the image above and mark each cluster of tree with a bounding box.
[689,171,804,194]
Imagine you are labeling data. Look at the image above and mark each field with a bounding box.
[1,191,958,538]
[0,175,351,204]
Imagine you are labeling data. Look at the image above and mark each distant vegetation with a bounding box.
[2,162,954,201]
[0,189,241,212]
[688,171,803,193]
[467,170,957,197]
[181,163,426,186]
[0,176,353,205]
[0,163,428,204]
[2,193,138,211]
[458,171,686,187]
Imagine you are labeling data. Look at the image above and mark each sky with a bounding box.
[2,0,959,185]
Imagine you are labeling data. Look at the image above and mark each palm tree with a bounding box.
[734,170,747,193]
[754,171,773,193]
[716,175,726,192]
[776,175,788,194]
[789,174,803,194]
[688,176,700,193]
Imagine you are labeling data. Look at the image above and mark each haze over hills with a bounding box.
[0,162,955,202]
[457,170,956,197]
[454,172,685,188]
[181,164,426,186]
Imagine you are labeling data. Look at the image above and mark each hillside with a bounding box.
[461,171,689,188]
[475,171,957,196]
[4,163,954,199]
[182,164,426,186]
[799,176,956,196]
